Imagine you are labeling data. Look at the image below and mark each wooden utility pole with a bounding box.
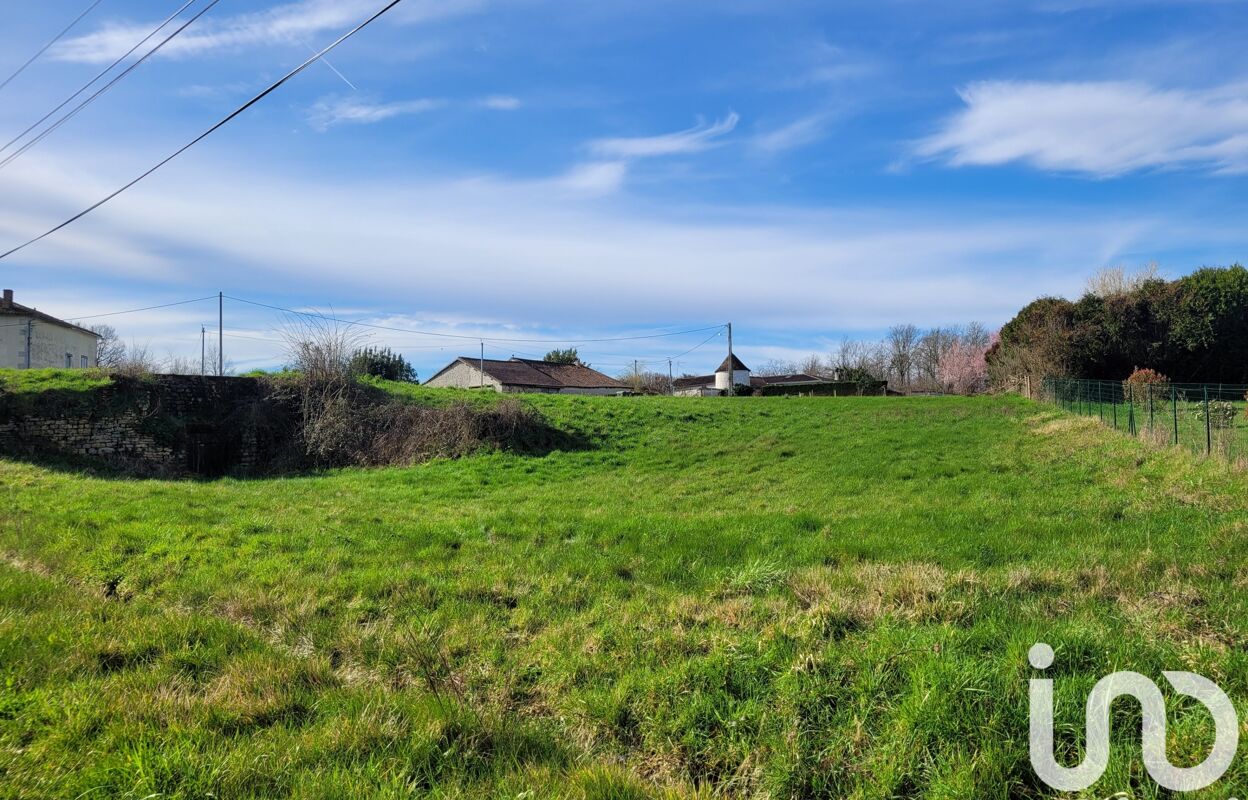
[725,322,734,396]
[480,342,485,389]
[668,358,673,395]
[201,325,206,375]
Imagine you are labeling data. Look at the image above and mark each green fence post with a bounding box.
[1204,385,1212,456]
[1172,384,1178,446]
[1128,384,1136,436]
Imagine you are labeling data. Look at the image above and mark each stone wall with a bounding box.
[0,375,283,476]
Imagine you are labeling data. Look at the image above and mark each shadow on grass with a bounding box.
[0,420,597,483]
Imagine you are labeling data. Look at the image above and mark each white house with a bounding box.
[0,289,100,370]
[673,355,830,396]
[673,355,755,396]
[424,356,628,395]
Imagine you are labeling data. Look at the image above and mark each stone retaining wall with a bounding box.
[0,375,279,476]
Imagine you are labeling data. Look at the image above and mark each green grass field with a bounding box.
[3,378,1248,798]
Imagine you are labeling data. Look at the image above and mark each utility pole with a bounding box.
[200,326,206,376]
[725,322,734,396]
[668,358,674,395]
[217,292,223,377]
[479,341,485,389]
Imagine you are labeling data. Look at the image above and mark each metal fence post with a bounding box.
[1204,385,1212,455]
[1128,384,1136,436]
[1148,391,1154,433]
[1171,384,1178,446]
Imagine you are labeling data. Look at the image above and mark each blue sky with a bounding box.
[2,0,1248,376]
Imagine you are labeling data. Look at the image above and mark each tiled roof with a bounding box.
[716,354,749,372]
[431,357,626,389]
[0,300,101,338]
[510,358,627,389]
[751,373,823,386]
[673,374,715,390]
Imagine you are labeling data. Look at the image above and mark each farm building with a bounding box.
[0,289,100,370]
[673,355,827,396]
[424,356,628,395]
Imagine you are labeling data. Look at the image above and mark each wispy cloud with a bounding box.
[52,0,483,63]
[917,80,1248,176]
[752,114,832,154]
[555,162,628,195]
[308,97,445,129]
[478,95,522,111]
[588,113,740,158]
[308,94,520,130]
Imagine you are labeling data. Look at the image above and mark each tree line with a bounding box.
[988,264,1248,387]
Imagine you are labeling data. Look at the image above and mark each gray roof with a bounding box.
[0,299,100,338]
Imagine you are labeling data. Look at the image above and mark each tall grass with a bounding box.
[2,390,1247,797]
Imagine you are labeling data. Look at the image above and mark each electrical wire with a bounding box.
[0,0,201,158]
[66,295,218,321]
[0,0,223,173]
[0,0,409,261]
[0,0,106,94]
[226,295,726,345]
[667,328,724,361]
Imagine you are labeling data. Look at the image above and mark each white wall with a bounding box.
[714,368,751,390]
[0,316,98,369]
[423,360,501,391]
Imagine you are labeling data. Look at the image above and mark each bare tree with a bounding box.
[915,327,959,390]
[754,358,798,377]
[887,324,919,390]
[963,321,991,350]
[89,323,126,368]
[1085,262,1161,298]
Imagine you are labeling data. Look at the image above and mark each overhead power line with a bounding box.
[0,0,408,261]
[226,294,726,345]
[0,0,223,173]
[66,295,218,322]
[0,0,106,95]
[0,0,201,159]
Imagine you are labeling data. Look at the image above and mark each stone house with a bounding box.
[0,289,101,369]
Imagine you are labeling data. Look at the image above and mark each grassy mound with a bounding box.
[2,392,1247,797]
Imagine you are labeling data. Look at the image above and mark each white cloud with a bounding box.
[588,113,739,158]
[478,95,522,111]
[1,148,1189,347]
[917,80,1248,176]
[752,114,831,154]
[308,97,445,129]
[307,94,519,129]
[555,162,629,195]
[52,0,484,63]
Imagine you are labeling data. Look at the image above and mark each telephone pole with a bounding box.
[667,358,673,395]
[725,322,734,396]
[217,292,223,377]
[479,341,485,389]
[200,325,205,375]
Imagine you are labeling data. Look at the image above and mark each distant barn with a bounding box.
[424,356,628,395]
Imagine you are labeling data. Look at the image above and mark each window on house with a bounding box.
[81,355,88,368]
[65,353,72,368]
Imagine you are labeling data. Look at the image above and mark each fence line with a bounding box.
[1041,377,1248,463]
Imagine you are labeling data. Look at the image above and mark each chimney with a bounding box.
[1,289,11,309]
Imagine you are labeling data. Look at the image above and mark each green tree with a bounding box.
[349,346,417,383]
[543,348,584,365]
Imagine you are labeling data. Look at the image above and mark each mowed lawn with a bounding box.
[3,387,1248,799]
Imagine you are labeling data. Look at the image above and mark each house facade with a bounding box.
[0,289,100,370]
[424,356,628,395]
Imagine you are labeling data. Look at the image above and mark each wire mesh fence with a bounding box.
[1042,377,1248,464]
